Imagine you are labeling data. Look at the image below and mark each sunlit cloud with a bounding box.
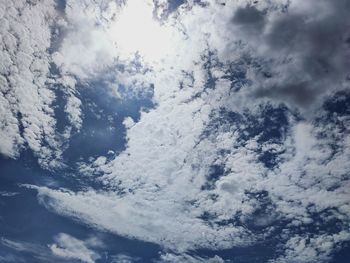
[110,0,177,63]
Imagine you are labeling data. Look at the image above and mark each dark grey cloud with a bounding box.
[253,81,319,108]
[232,5,266,31]
[232,0,350,109]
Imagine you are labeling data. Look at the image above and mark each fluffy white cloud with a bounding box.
[49,233,101,263]
[3,0,350,262]
[26,1,350,262]
[0,0,89,168]
[30,92,350,261]
[51,6,117,79]
[0,0,58,164]
[272,232,350,263]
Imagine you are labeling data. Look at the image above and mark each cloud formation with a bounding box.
[233,0,350,109]
[2,0,350,262]
[0,0,58,164]
[49,233,101,263]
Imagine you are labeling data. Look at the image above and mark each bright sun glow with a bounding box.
[110,0,174,62]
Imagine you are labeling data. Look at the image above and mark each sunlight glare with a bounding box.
[111,0,174,62]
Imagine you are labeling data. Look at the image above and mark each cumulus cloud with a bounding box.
[49,233,101,263]
[51,1,117,79]
[0,0,88,168]
[3,0,350,262]
[232,0,350,109]
[167,0,350,111]
[22,1,350,262]
[0,0,58,163]
[29,95,350,262]
[272,232,350,263]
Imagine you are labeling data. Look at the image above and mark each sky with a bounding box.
[0,0,350,262]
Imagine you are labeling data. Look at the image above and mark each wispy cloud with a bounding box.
[49,233,101,263]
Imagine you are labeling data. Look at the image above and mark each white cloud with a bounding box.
[1,237,55,262]
[0,191,18,197]
[30,92,350,261]
[110,254,140,263]
[158,252,225,263]
[49,233,101,263]
[0,0,87,169]
[0,0,58,163]
[2,0,350,262]
[271,232,350,263]
[32,184,253,251]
